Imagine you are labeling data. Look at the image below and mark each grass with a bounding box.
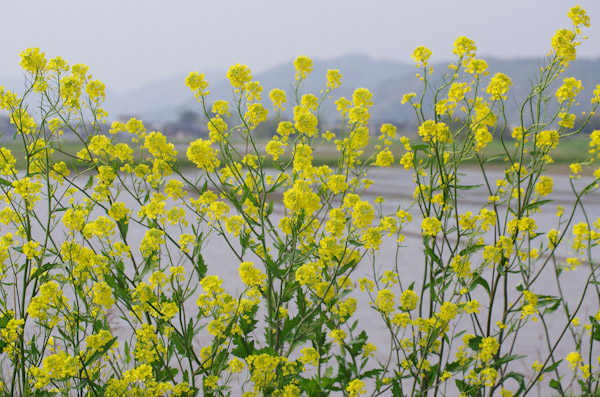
[0,133,593,173]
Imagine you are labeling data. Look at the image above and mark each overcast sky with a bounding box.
[1,0,599,93]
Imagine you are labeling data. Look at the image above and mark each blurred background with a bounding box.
[1,0,599,136]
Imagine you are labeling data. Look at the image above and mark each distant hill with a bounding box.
[103,68,225,122]
[172,54,414,125]
[2,54,600,131]
[118,53,600,129]
[371,56,600,126]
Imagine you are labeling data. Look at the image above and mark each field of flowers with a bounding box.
[0,6,599,397]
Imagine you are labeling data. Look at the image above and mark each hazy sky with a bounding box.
[1,0,600,93]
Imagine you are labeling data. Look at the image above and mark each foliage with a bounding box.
[0,6,599,396]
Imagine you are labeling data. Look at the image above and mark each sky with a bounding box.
[1,0,600,93]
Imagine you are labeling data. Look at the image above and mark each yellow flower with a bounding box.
[346,379,366,397]
[108,202,129,222]
[295,263,321,286]
[453,36,476,58]
[464,58,488,74]
[451,255,471,279]
[246,353,285,390]
[330,329,346,346]
[269,88,287,110]
[0,318,24,359]
[551,29,577,63]
[412,46,432,67]
[239,261,266,289]
[301,93,319,110]
[478,337,499,363]
[283,180,320,215]
[245,103,268,129]
[145,131,177,161]
[486,73,512,100]
[480,367,498,387]
[401,92,416,104]
[211,100,230,116]
[208,116,228,142]
[521,290,539,320]
[140,228,165,258]
[27,281,68,325]
[535,176,553,196]
[245,80,263,101]
[187,139,220,172]
[327,174,348,195]
[226,64,252,88]
[400,289,418,311]
[438,301,458,322]
[22,240,41,259]
[134,323,165,364]
[225,215,245,237]
[418,120,451,143]
[375,289,396,314]
[566,351,582,370]
[204,376,219,390]
[293,106,318,136]
[536,130,560,150]
[352,201,374,229]
[326,69,342,90]
[12,177,42,204]
[352,88,373,108]
[0,148,16,175]
[361,227,382,250]
[92,281,114,308]
[227,357,245,373]
[185,71,210,98]
[375,148,394,167]
[421,217,441,237]
[556,77,583,103]
[29,352,78,389]
[293,55,313,80]
[568,6,590,27]
[299,347,320,367]
[20,48,47,73]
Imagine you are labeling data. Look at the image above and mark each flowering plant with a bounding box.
[0,6,599,396]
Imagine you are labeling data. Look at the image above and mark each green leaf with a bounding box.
[473,276,490,294]
[424,244,442,266]
[549,378,562,391]
[117,218,129,239]
[453,184,483,191]
[412,144,430,151]
[84,337,118,367]
[172,334,187,355]
[392,382,403,397]
[193,249,207,280]
[524,199,553,211]
[467,336,483,351]
[593,324,600,341]
[494,354,526,367]
[124,341,131,364]
[231,335,255,358]
[28,262,61,281]
[264,255,282,278]
[543,299,561,315]
[0,177,12,187]
[0,313,11,354]
[503,371,526,394]
[543,360,562,374]
[459,244,484,256]
[280,316,302,344]
[84,174,94,189]
[484,154,506,163]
